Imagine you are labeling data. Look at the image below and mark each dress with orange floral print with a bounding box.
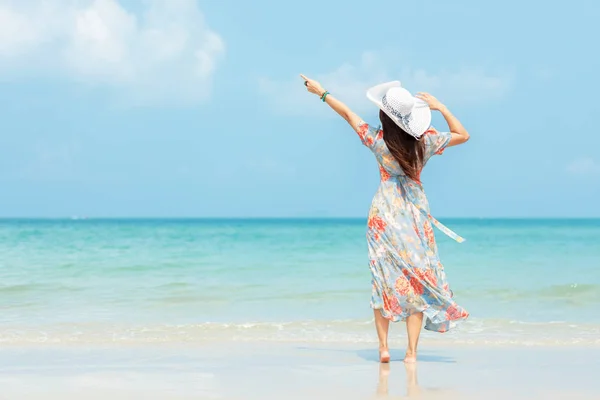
[355,121,468,333]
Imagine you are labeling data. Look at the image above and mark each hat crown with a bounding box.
[383,87,415,117]
[366,80,431,140]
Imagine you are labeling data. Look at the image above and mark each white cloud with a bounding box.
[566,157,600,176]
[0,0,224,105]
[260,51,513,116]
[259,52,388,116]
[404,66,513,104]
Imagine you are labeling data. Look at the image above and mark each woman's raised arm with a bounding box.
[416,92,470,147]
[300,74,363,131]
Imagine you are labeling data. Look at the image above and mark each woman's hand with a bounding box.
[300,74,326,97]
[299,73,361,130]
[418,92,470,147]
[415,92,445,111]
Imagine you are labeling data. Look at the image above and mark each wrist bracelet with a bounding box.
[321,91,330,102]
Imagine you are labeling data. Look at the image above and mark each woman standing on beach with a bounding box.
[300,75,470,363]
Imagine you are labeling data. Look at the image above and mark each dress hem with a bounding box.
[370,304,469,334]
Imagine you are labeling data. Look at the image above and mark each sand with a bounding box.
[0,342,598,399]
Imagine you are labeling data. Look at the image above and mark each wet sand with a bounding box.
[0,342,598,399]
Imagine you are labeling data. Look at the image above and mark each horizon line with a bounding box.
[1,216,600,220]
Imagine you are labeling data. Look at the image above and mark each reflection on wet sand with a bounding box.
[375,362,456,399]
[376,363,391,397]
[375,362,420,398]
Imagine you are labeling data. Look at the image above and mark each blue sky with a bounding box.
[0,0,599,218]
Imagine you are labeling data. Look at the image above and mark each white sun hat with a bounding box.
[366,81,431,139]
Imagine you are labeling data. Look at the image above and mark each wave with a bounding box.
[1,318,599,346]
[0,283,84,295]
[3,282,598,309]
[460,283,600,303]
[145,283,600,306]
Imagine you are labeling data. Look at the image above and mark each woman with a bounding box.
[300,74,470,363]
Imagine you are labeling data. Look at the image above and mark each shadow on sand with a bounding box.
[295,346,456,364]
[356,349,456,364]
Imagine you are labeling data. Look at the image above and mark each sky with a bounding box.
[0,0,599,218]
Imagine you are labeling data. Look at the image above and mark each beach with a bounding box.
[1,218,599,399]
[1,342,599,399]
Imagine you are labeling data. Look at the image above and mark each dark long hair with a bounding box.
[379,110,425,182]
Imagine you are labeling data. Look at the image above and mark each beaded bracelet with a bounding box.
[320,91,330,102]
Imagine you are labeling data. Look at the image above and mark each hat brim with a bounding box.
[366,81,431,139]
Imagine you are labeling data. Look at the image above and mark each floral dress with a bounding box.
[356,121,469,333]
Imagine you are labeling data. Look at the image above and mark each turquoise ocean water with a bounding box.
[1,219,599,346]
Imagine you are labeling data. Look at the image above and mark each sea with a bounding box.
[1,218,599,346]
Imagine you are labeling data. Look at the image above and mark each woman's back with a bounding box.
[357,120,453,184]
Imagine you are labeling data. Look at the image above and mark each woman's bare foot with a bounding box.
[403,351,417,363]
[379,347,390,363]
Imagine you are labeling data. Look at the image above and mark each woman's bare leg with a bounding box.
[404,312,423,363]
[373,309,390,363]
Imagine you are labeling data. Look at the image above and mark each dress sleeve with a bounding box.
[354,121,382,150]
[423,127,452,160]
